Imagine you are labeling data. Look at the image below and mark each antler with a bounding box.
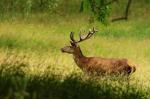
[70,27,98,43]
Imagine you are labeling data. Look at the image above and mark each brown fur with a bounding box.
[61,45,136,75]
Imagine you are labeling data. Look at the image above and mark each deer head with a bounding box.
[61,27,98,54]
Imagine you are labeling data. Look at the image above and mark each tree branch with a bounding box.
[111,0,132,22]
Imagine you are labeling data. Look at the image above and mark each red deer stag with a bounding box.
[61,28,136,75]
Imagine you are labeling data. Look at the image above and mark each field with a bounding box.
[0,15,150,98]
[0,0,150,99]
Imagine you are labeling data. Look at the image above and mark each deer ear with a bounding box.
[70,41,77,47]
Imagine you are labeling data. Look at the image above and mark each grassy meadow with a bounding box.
[0,0,150,99]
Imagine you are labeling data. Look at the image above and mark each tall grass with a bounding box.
[0,17,150,98]
[0,0,150,98]
[0,50,149,99]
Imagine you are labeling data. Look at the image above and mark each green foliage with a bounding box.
[83,0,111,24]
[0,0,59,17]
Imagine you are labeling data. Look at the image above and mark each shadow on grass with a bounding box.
[0,40,149,99]
[0,69,149,99]
[27,75,149,99]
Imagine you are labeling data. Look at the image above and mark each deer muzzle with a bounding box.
[61,48,65,53]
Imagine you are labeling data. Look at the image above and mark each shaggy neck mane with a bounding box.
[73,47,84,58]
[73,46,85,59]
[73,46,86,69]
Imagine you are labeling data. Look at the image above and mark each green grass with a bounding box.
[0,1,150,99]
[0,15,150,99]
[0,0,150,97]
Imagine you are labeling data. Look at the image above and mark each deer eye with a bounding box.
[70,41,76,47]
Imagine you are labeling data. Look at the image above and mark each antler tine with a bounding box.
[70,27,98,44]
[76,27,98,43]
[92,27,98,33]
[70,32,76,42]
[83,28,95,40]
[79,31,83,41]
[87,29,93,38]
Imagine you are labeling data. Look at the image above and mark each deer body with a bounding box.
[72,47,135,75]
[61,28,136,75]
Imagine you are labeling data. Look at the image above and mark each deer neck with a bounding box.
[73,47,85,69]
[73,47,84,58]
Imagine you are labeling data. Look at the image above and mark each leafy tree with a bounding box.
[81,0,117,24]
[80,0,133,23]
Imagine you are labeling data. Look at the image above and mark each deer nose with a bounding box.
[61,48,65,52]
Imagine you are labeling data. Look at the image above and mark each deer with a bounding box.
[61,27,136,75]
